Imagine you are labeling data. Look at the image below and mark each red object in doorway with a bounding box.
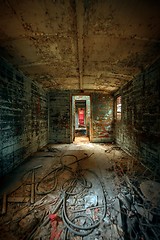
[78,108,84,125]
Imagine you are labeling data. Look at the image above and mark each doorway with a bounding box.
[72,95,91,143]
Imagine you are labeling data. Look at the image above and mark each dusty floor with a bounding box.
[0,139,160,240]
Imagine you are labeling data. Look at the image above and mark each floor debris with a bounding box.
[0,142,160,239]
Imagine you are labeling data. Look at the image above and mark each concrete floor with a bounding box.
[0,139,159,239]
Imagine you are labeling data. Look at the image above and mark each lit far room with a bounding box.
[0,1,160,239]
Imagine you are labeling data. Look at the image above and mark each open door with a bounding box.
[72,95,91,142]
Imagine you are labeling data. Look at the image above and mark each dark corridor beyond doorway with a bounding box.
[72,95,91,142]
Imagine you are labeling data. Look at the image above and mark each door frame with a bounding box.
[71,94,92,142]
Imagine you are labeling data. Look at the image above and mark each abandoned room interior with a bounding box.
[0,0,160,239]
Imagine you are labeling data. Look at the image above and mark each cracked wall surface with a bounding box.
[0,57,48,177]
[114,59,160,172]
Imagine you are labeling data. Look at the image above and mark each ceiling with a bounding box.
[0,0,160,93]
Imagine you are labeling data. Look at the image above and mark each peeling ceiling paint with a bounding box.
[0,0,160,93]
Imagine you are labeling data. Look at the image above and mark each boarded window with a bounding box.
[116,96,121,120]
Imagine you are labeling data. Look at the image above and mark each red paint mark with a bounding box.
[95,122,110,138]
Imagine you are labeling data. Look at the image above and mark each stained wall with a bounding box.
[0,57,48,177]
[92,93,113,142]
[48,90,71,143]
[114,59,160,172]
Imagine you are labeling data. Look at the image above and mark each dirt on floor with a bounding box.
[0,139,160,240]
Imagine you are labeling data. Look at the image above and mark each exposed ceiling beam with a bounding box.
[75,0,84,90]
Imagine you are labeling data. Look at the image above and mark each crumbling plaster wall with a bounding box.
[92,93,113,142]
[48,90,71,143]
[0,57,48,177]
[49,90,114,143]
[114,59,160,172]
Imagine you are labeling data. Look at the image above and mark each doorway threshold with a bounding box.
[74,136,89,143]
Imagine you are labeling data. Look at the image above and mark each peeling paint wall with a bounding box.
[92,93,113,142]
[73,95,91,137]
[0,57,48,177]
[49,91,113,143]
[115,59,160,172]
[49,90,71,143]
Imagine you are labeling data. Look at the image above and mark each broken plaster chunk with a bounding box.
[84,193,98,209]
[103,216,110,226]
[140,180,160,206]
[67,197,76,206]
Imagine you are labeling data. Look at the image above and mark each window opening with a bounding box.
[116,96,121,120]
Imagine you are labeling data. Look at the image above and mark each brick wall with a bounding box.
[0,57,48,177]
[92,93,113,142]
[114,59,160,173]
